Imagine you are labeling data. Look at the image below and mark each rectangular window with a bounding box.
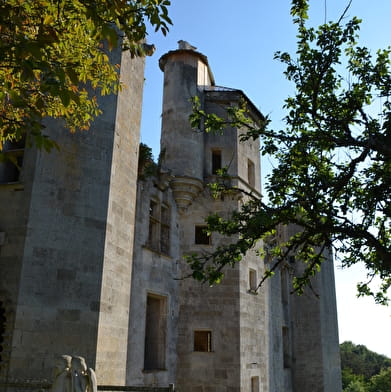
[160,205,170,255]
[280,269,289,305]
[251,376,260,392]
[144,294,167,370]
[149,200,159,218]
[282,326,291,368]
[161,204,170,225]
[147,201,170,255]
[247,159,255,188]
[148,201,160,252]
[0,139,25,184]
[249,269,257,292]
[212,150,222,175]
[195,225,210,245]
[160,224,170,255]
[194,330,212,352]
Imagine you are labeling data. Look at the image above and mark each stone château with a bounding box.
[0,42,342,392]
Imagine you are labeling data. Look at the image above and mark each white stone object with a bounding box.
[51,356,97,392]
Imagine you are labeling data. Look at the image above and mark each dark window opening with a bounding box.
[280,269,289,305]
[249,269,257,292]
[0,139,25,184]
[247,158,255,187]
[251,376,260,392]
[149,200,159,218]
[161,205,170,225]
[282,326,291,368]
[160,205,170,255]
[195,225,210,245]
[194,330,212,352]
[212,150,222,175]
[160,225,170,255]
[148,201,159,252]
[147,201,170,255]
[144,295,167,370]
[0,301,5,364]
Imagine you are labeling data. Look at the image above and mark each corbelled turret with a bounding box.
[159,41,215,211]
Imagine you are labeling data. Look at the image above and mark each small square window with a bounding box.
[194,330,212,352]
[195,225,210,245]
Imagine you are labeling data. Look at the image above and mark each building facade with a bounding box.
[0,42,341,392]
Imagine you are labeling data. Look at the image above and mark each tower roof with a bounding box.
[202,85,265,123]
[159,42,215,85]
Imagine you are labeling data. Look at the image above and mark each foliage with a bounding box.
[340,342,391,392]
[188,0,391,302]
[344,379,367,392]
[340,341,391,384]
[138,143,158,179]
[367,367,391,392]
[0,0,171,152]
[342,368,365,391]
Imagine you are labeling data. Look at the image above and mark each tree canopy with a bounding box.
[340,341,391,383]
[189,0,391,303]
[340,341,391,392]
[0,0,171,152]
[367,368,391,392]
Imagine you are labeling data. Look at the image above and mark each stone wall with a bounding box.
[280,225,342,392]
[1,40,342,392]
[0,145,37,381]
[0,48,145,383]
[95,48,145,386]
[126,177,179,387]
[239,247,269,392]
[175,193,242,391]
[8,117,113,377]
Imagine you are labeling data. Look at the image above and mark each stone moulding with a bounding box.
[169,176,204,212]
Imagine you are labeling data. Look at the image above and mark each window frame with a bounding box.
[282,326,291,369]
[251,376,260,392]
[147,200,170,256]
[193,330,213,353]
[194,225,211,245]
[248,268,258,293]
[247,158,255,188]
[211,149,222,175]
[0,139,25,184]
[143,294,168,371]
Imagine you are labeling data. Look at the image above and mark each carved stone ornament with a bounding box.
[51,355,97,392]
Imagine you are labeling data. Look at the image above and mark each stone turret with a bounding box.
[159,41,215,211]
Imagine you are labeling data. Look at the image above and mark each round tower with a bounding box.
[159,41,215,210]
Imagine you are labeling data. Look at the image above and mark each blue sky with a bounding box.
[140,0,391,357]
